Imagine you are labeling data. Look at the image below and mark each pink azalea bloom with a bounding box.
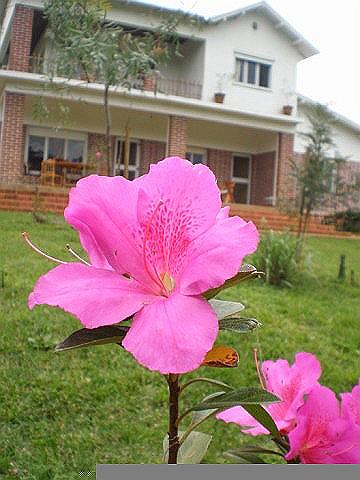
[216,352,321,435]
[286,385,360,464]
[28,157,259,374]
[341,380,360,426]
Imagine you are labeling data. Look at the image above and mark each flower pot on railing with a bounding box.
[282,105,293,115]
[214,92,225,104]
[143,75,156,92]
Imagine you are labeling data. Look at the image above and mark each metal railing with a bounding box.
[155,77,202,100]
[1,56,203,101]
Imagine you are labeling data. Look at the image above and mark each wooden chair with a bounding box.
[40,159,63,187]
[219,181,235,203]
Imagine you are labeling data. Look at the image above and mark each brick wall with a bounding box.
[251,151,276,205]
[140,139,166,174]
[207,149,232,181]
[0,184,68,215]
[0,93,26,181]
[276,132,295,202]
[166,116,188,157]
[8,5,34,72]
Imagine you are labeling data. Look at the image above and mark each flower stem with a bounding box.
[166,374,180,464]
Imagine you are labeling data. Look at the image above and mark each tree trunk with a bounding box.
[123,125,130,179]
[104,84,112,176]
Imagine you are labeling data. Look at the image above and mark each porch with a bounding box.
[0,92,294,208]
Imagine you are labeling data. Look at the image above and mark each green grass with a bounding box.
[0,211,359,476]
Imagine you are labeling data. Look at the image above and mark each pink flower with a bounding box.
[286,385,360,464]
[216,352,321,435]
[341,380,360,426]
[28,157,259,374]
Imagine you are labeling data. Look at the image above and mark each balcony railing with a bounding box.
[0,56,203,101]
[155,77,202,100]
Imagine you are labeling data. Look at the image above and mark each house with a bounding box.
[0,0,359,213]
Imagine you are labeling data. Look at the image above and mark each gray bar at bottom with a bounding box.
[97,464,360,480]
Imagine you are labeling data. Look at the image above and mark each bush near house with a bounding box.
[251,230,303,287]
[324,210,360,233]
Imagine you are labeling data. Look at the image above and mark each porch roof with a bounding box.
[0,70,300,134]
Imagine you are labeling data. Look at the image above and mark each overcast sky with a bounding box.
[136,0,360,124]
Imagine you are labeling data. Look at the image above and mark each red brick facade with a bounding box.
[166,116,188,157]
[8,5,34,72]
[0,185,68,215]
[207,149,232,181]
[140,139,166,174]
[276,132,295,202]
[251,151,276,205]
[0,92,26,181]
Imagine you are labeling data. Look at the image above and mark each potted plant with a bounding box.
[214,73,231,103]
[282,104,293,115]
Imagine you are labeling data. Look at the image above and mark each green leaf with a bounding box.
[224,450,266,464]
[163,431,212,464]
[190,387,280,411]
[204,264,263,299]
[219,317,262,333]
[241,403,281,440]
[55,325,130,352]
[191,392,224,425]
[225,446,283,458]
[209,299,245,320]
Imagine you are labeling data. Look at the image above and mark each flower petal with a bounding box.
[216,406,269,436]
[262,352,322,428]
[137,157,221,238]
[65,175,156,289]
[341,381,360,426]
[29,263,155,328]
[286,385,341,463]
[179,216,259,295]
[122,292,219,374]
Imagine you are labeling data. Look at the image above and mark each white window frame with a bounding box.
[114,137,141,178]
[234,52,273,90]
[232,153,252,204]
[185,147,207,165]
[25,126,87,175]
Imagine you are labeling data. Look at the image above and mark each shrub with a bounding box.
[252,230,300,287]
[324,210,360,233]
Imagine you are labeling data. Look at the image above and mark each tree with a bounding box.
[290,103,347,256]
[41,0,181,175]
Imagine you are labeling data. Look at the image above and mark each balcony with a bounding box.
[0,56,202,101]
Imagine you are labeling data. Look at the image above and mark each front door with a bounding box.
[232,154,251,204]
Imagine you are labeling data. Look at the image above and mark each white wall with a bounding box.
[201,11,303,115]
[295,102,360,162]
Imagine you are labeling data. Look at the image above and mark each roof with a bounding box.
[297,94,360,135]
[116,1,318,59]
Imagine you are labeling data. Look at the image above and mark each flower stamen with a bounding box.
[22,232,68,264]
[66,244,90,266]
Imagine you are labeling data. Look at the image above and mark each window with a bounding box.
[235,57,272,88]
[114,139,139,179]
[185,150,207,165]
[25,132,86,175]
[232,154,251,204]
[27,136,45,175]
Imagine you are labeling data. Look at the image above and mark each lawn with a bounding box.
[0,210,359,477]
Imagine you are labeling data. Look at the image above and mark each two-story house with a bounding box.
[0,0,359,213]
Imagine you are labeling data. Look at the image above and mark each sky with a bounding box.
[135,0,360,125]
